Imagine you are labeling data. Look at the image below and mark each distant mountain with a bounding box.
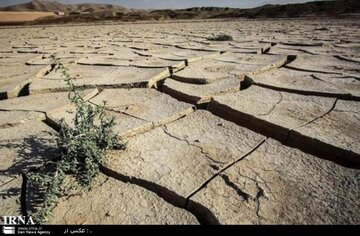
[149,0,360,19]
[1,0,359,25]
[239,0,360,18]
[0,0,129,13]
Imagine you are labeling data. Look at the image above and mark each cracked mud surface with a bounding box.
[50,174,199,225]
[0,19,359,224]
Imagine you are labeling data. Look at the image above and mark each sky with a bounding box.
[0,0,321,9]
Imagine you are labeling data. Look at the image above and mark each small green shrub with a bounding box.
[28,58,125,223]
[207,34,233,41]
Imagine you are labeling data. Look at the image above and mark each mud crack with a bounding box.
[100,165,220,225]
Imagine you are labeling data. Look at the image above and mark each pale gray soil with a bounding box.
[0,19,359,224]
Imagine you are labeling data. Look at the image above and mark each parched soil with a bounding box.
[0,19,359,225]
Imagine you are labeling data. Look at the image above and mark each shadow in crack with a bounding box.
[0,133,59,215]
[0,186,21,200]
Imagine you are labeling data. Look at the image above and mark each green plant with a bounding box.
[207,34,233,41]
[28,58,125,223]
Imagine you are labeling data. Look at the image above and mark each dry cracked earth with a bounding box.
[0,19,359,225]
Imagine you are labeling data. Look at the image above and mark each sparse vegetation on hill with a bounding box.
[0,0,359,25]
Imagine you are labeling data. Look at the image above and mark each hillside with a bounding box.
[240,0,360,18]
[0,0,129,13]
[150,0,360,19]
[0,11,56,23]
[0,0,359,25]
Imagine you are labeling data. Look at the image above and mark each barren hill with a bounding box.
[0,0,359,25]
[0,0,129,13]
[150,0,360,19]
